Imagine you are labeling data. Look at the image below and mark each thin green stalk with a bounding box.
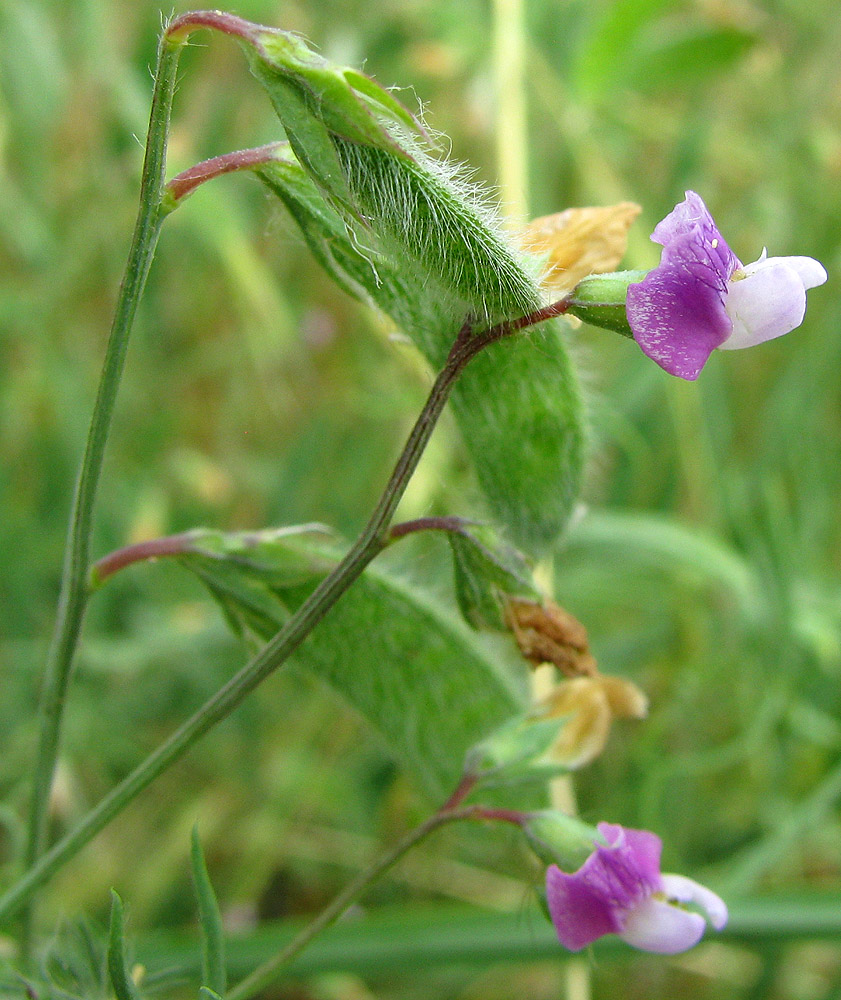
[227,809,469,1000]
[226,803,525,1000]
[22,31,186,935]
[493,0,529,224]
[0,300,569,926]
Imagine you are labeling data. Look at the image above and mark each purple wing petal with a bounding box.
[546,864,625,950]
[598,823,663,888]
[584,824,662,908]
[628,191,740,379]
[627,242,734,379]
[651,191,713,245]
[652,191,739,279]
[546,824,664,950]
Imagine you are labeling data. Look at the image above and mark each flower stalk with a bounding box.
[227,801,527,1000]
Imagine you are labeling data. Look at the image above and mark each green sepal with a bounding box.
[567,269,648,337]
[239,22,542,323]
[446,523,537,630]
[191,826,227,998]
[164,17,586,555]
[256,152,381,303]
[332,140,539,324]
[251,71,357,216]
[207,15,586,555]
[107,891,143,1000]
[252,28,420,148]
[467,711,570,775]
[522,810,600,870]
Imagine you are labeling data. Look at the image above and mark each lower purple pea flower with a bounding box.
[546,822,728,954]
[626,191,827,380]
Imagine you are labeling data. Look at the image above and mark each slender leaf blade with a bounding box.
[191,826,227,997]
[107,891,143,1000]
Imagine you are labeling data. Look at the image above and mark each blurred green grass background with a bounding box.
[1,0,840,997]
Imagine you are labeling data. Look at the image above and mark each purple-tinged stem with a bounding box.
[496,297,571,335]
[439,772,479,811]
[90,533,197,587]
[388,516,475,542]
[164,144,286,207]
[466,805,528,827]
[165,10,271,45]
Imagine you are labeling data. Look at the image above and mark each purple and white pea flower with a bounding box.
[546,822,727,954]
[626,191,827,380]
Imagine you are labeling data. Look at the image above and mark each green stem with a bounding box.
[226,803,525,1000]
[22,32,186,940]
[0,302,568,925]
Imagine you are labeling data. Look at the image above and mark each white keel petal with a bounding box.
[661,873,729,930]
[722,259,806,349]
[619,897,707,954]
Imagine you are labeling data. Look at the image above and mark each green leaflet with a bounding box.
[445,522,537,631]
[256,140,584,556]
[176,528,527,800]
[108,892,143,1000]
[191,827,227,998]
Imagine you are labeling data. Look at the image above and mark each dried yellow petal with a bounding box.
[538,673,648,769]
[521,202,641,295]
[542,677,613,769]
[599,674,649,719]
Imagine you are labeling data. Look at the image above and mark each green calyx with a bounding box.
[522,811,600,870]
[567,269,648,338]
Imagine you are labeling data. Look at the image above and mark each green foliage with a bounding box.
[242,23,420,215]
[573,0,674,100]
[242,24,537,321]
[444,522,537,630]
[190,827,226,998]
[31,919,110,1000]
[174,528,526,799]
[225,23,586,554]
[108,892,143,1000]
[257,148,585,556]
[3,0,841,998]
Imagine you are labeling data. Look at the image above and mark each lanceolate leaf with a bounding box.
[176,529,527,799]
[107,892,143,1000]
[190,827,227,997]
